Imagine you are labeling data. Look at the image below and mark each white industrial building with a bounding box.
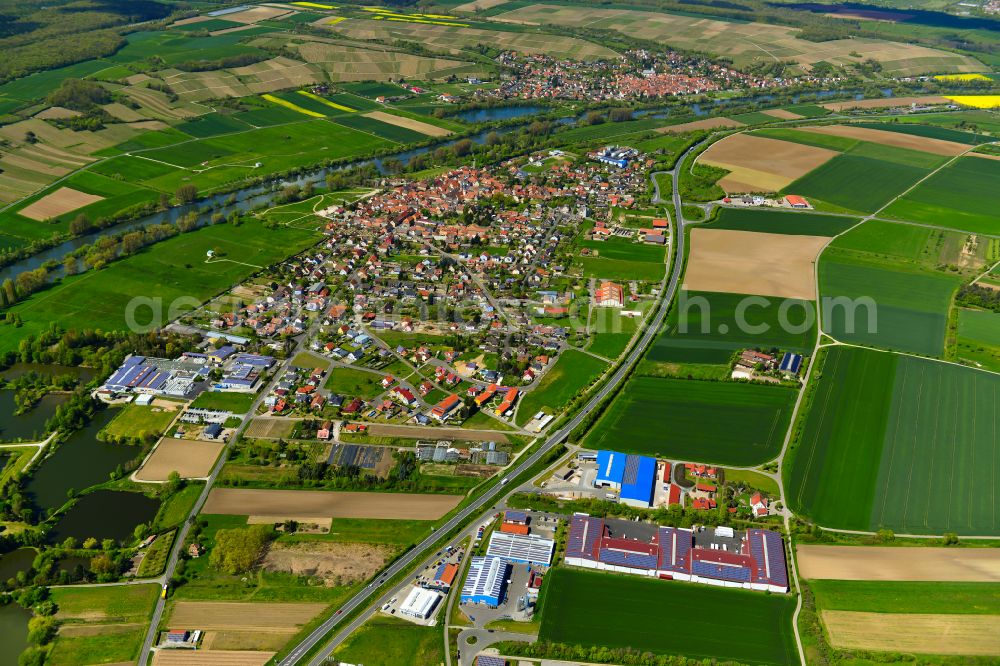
[399,586,439,620]
[485,531,554,566]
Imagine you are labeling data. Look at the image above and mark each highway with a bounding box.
[280,144,702,666]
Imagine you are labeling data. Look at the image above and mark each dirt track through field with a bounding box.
[698,133,837,193]
[363,111,453,137]
[822,611,1000,655]
[684,228,828,300]
[135,438,225,481]
[798,545,1000,581]
[821,95,948,111]
[802,124,970,156]
[203,487,462,519]
[19,187,104,221]
[152,650,275,666]
[169,601,326,631]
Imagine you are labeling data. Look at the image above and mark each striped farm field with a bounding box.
[583,376,796,465]
[787,346,1000,535]
[710,208,858,237]
[261,93,325,118]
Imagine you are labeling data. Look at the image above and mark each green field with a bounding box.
[575,237,666,281]
[102,404,177,440]
[956,308,1000,372]
[883,157,1000,234]
[787,346,1000,534]
[819,251,960,356]
[854,121,992,145]
[583,376,797,465]
[175,113,255,138]
[783,152,929,214]
[516,349,607,425]
[647,290,817,365]
[710,208,857,237]
[333,615,444,666]
[752,127,859,152]
[188,391,256,413]
[539,568,797,665]
[810,579,1000,615]
[333,114,427,143]
[324,367,385,398]
[0,220,320,354]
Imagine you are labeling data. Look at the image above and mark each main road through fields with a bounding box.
[280,146,703,666]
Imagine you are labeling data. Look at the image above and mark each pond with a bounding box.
[0,603,30,666]
[0,389,70,442]
[0,363,99,383]
[47,490,160,545]
[453,106,545,123]
[0,547,37,583]
[26,409,143,513]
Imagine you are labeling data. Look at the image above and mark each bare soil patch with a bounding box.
[135,438,224,481]
[822,611,1000,655]
[152,650,275,666]
[699,133,837,193]
[684,228,828,300]
[262,540,393,585]
[797,545,1000,581]
[761,109,803,120]
[19,187,104,221]
[203,488,462,519]
[364,110,453,137]
[368,423,510,444]
[801,124,969,156]
[821,95,948,111]
[247,515,333,531]
[657,117,744,134]
[225,6,293,23]
[201,631,290,651]
[168,601,325,632]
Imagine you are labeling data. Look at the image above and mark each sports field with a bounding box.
[788,347,1000,534]
[539,568,797,665]
[583,376,796,465]
[819,250,960,356]
[0,220,320,355]
[883,156,1000,235]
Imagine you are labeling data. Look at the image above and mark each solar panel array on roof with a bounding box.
[692,559,751,582]
[620,454,656,506]
[746,529,789,589]
[566,515,603,561]
[461,556,509,605]
[657,526,692,573]
[599,548,658,570]
[486,531,554,566]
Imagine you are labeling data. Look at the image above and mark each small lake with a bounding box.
[0,547,37,583]
[453,106,544,123]
[0,603,30,666]
[0,363,99,383]
[0,389,69,442]
[26,409,142,513]
[47,490,160,545]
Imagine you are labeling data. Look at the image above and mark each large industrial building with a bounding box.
[485,531,554,567]
[565,515,789,593]
[594,450,657,508]
[103,355,208,397]
[461,556,510,606]
[399,586,440,620]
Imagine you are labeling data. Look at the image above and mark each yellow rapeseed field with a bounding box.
[944,95,1000,108]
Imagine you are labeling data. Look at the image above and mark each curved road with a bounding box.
[278,146,703,666]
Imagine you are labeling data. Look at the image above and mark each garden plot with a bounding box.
[684,228,828,300]
[698,133,838,193]
[797,545,1000,581]
[18,187,104,221]
[801,124,971,156]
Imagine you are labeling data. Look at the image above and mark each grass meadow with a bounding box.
[516,349,607,425]
[956,308,1000,372]
[787,346,1000,534]
[333,615,444,666]
[0,220,320,354]
[583,376,796,465]
[810,579,1000,615]
[539,568,797,665]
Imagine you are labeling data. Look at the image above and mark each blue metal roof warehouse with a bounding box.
[595,450,657,507]
[461,556,510,607]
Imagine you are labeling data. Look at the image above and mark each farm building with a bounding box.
[430,562,459,590]
[485,531,554,566]
[461,556,510,606]
[594,449,657,507]
[784,194,810,208]
[399,586,440,619]
[779,352,803,377]
[595,281,624,308]
[565,515,788,593]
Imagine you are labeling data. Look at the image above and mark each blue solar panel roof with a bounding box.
[620,455,656,505]
[596,450,626,485]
